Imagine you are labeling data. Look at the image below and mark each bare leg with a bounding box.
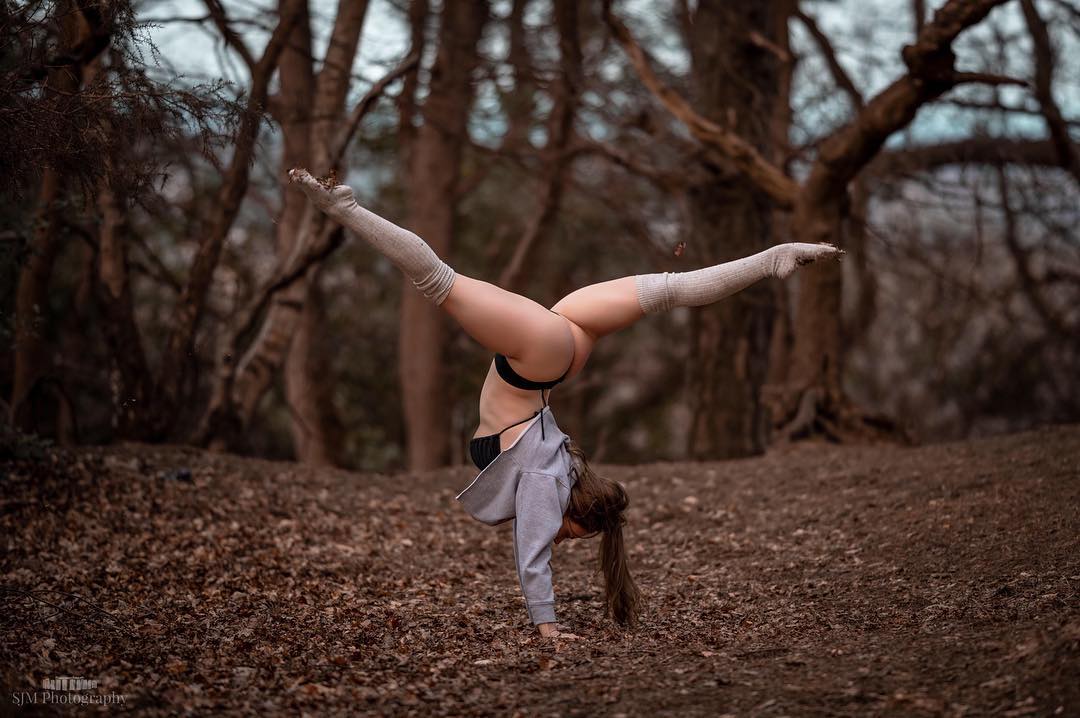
[550,277,643,379]
[288,168,574,382]
[287,170,838,385]
[552,243,843,379]
[441,276,573,381]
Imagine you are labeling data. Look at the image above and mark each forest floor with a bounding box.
[1,426,1078,717]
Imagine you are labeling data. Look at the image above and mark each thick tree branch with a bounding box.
[802,0,1012,210]
[602,3,798,208]
[900,0,1008,74]
[310,0,372,172]
[396,0,429,159]
[499,0,537,152]
[226,225,346,362]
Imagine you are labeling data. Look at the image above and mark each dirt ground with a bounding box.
[2,425,1078,716]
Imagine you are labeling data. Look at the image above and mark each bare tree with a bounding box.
[147,0,304,437]
[9,1,117,437]
[606,0,1028,446]
[211,0,369,464]
[196,2,418,460]
[398,0,488,470]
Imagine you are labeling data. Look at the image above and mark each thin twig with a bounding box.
[0,586,134,636]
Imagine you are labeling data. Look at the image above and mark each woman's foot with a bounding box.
[770,242,844,279]
[287,168,357,217]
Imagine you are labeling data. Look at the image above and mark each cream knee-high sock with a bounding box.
[634,243,843,315]
[288,168,456,305]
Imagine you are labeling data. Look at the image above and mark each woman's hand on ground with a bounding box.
[537,622,559,637]
[537,623,582,640]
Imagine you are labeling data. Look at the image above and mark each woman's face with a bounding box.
[554,515,597,544]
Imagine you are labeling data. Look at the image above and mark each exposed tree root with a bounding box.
[771,385,913,445]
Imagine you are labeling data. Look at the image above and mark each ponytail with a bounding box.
[565,440,643,627]
[599,519,642,626]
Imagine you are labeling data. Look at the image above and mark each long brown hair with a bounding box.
[564,439,643,627]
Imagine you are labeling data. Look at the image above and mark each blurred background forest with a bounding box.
[2,0,1078,472]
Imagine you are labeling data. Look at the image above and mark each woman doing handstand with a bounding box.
[288,168,842,638]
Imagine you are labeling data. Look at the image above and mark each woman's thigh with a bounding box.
[550,276,644,379]
[441,274,573,381]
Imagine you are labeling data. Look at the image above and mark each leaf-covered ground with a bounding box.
[2,426,1078,716]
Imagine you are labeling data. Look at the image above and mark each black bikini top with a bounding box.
[468,354,571,471]
[468,411,540,471]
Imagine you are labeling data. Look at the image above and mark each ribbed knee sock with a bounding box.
[289,168,456,305]
[634,243,842,315]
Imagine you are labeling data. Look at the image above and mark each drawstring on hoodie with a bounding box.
[539,389,547,440]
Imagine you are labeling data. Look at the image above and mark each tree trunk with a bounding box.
[219,0,314,447]
[11,166,68,436]
[282,0,368,465]
[607,0,1010,445]
[498,0,581,291]
[788,198,845,398]
[198,2,416,456]
[399,0,487,470]
[97,177,155,438]
[683,1,783,459]
[765,0,796,411]
[285,275,345,463]
[843,179,876,349]
[10,3,99,437]
[71,49,158,441]
[500,0,535,151]
[397,0,429,169]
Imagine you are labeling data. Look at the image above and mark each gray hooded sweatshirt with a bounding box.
[455,405,577,625]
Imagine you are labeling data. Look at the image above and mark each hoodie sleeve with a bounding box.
[512,471,566,625]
